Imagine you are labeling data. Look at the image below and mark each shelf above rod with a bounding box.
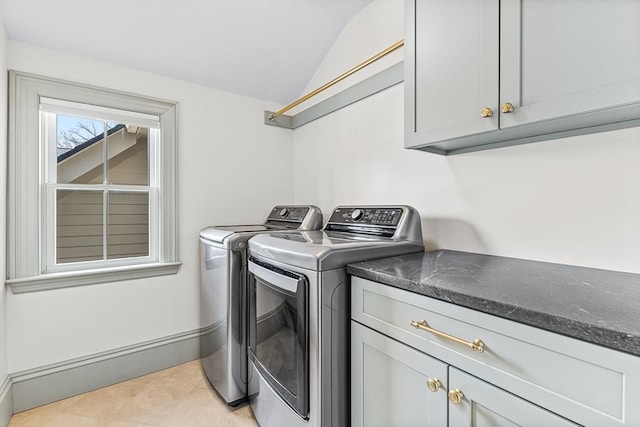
[265,39,404,123]
[265,61,403,130]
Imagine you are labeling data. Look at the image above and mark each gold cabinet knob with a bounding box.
[480,107,493,118]
[427,378,442,392]
[448,389,464,404]
[501,102,514,113]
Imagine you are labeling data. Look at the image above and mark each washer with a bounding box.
[247,205,424,426]
[199,205,323,406]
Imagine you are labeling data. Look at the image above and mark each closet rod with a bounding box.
[268,39,404,120]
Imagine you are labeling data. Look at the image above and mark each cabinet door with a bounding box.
[448,368,579,427]
[500,0,640,129]
[405,0,499,147]
[351,321,447,427]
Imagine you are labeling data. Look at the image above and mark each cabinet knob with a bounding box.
[480,107,493,118]
[501,102,514,113]
[427,378,442,392]
[448,389,464,404]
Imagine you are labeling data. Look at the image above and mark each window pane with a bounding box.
[106,124,149,185]
[107,192,149,260]
[56,115,105,184]
[56,190,104,264]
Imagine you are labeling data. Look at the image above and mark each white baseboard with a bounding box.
[9,328,201,413]
[0,376,12,427]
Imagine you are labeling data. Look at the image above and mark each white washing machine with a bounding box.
[247,205,424,426]
[199,206,323,405]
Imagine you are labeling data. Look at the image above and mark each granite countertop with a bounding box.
[347,250,640,357]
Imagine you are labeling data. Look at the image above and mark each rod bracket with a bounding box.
[264,111,293,129]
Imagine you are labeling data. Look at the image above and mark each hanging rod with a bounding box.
[268,39,404,121]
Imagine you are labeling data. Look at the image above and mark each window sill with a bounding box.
[6,262,182,294]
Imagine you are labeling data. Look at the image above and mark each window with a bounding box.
[7,72,180,293]
[42,100,157,269]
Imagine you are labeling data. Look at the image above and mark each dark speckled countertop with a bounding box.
[347,250,640,357]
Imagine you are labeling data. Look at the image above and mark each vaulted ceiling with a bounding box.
[0,0,371,104]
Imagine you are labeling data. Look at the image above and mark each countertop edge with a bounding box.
[347,265,640,358]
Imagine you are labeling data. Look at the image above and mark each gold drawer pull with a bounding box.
[427,378,442,392]
[448,389,464,404]
[501,102,514,113]
[480,107,493,118]
[410,320,485,353]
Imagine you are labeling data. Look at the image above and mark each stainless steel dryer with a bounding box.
[199,206,323,406]
[247,205,424,426]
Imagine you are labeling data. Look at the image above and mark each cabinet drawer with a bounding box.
[351,277,640,427]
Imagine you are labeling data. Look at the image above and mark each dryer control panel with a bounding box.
[328,207,403,227]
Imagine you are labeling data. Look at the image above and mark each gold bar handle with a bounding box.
[410,320,485,353]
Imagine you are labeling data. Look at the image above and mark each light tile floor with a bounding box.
[8,360,259,427]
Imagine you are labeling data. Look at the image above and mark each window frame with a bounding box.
[41,106,158,271]
[7,71,180,293]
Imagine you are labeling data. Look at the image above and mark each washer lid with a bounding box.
[199,227,238,244]
[199,205,323,245]
[248,231,424,271]
[199,225,281,245]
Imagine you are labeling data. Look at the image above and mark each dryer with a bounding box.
[247,205,424,426]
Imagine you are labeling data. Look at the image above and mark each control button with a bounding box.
[279,208,289,217]
[351,209,364,221]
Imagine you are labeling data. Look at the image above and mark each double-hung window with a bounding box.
[7,72,180,293]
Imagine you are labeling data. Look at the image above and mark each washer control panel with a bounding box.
[328,207,403,227]
[267,206,310,222]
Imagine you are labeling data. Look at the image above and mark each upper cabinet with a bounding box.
[405,0,640,155]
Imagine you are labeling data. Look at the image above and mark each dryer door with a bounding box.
[248,257,309,419]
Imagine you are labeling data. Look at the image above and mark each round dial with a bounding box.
[279,208,289,217]
[350,209,364,221]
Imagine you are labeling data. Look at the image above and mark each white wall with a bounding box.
[4,0,639,376]
[0,12,8,385]
[293,0,640,273]
[6,42,294,372]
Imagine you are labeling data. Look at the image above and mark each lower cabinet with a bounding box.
[351,321,447,427]
[352,321,578,427]
[350,276,640,426]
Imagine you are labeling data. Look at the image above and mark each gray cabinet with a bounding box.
[351,276,640,426]
[405,0,640,155]
[352,322,578,427]
[351,321,448,427]
[404,0,499,146]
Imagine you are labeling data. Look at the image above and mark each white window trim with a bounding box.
[41,108,159,272]
[7,71,181,293]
